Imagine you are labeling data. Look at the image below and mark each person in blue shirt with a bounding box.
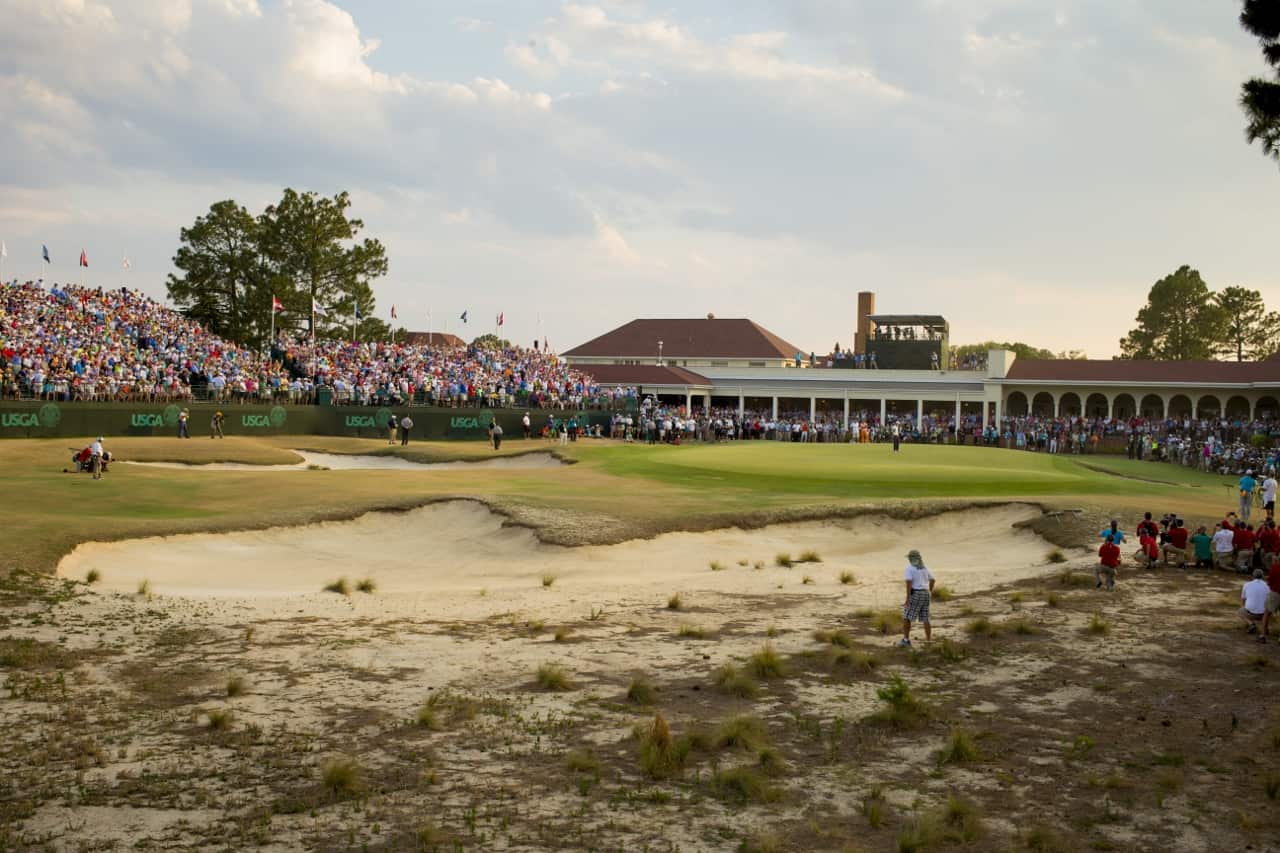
[1239,471,1258,522]
[1099,519,1125,545]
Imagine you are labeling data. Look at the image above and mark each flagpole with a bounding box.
[269,296,275,355]
[427,308,432,347]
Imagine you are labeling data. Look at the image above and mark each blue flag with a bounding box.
[355,306,362,319]
[460,310,468,323]
[42,245,50,264]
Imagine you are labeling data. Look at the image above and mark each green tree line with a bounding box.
[166,189,392,347]
[1120,265,1279,361]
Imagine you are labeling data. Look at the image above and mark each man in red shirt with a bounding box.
[1097,534,1120,590]
[1136,512,1159,539]
[1259,519,1280,561]
[1234,524,1257,572]
[1262,560,1280,642]
[1134,530,1159,569]
[1161,519,1189,568]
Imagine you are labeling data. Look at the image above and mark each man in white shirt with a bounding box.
[1263,474,1278,521]
[900,549,935,647]
[1213,523,1237,571]
[90,436,105,481]
[1241,569,1270,635]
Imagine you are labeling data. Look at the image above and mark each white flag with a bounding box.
[121,256,130,270]
[312,298,328,317]
[1,240,7,258]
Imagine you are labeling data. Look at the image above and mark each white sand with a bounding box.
[58,502,1054,618]
[120,450,564,472]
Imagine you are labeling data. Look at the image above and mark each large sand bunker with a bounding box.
[121,449,564,471]
[58,502,1057,613]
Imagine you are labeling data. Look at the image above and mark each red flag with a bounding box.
[272,296,284,312]
[79,250,88,268]
[497,312,504,326]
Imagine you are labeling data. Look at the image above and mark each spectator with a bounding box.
[1213,522,1237,571]
[1189,525,1214,569]
[899,549,935,648]
[1096,534,1120,590]
[1161,519,1188,567]
[1241,569,1270,639]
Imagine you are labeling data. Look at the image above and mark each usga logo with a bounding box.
[1,403,61,429]
[242,406,288,428]
[346,415,377,427]
[131,413,165,427]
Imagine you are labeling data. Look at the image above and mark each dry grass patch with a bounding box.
[839,571,855,585]
[1086,612,1110,635]
[713,663,760,699]
[84,568,100,584]
[639,712,688,779]
[355,577,376,594]
[321,756,363,799]
[1058,569,1093,587]
[225,676,247,697]
[0,637,77,670]
[553,626,572,643]
[1047,548,1068,564]
[714,715,769,752]
[676,623,711,640]
[322,577,351,596]
[932,585,955,601]
[626,676,657,706]
[813,628,855,648]
[565,749,600,774]
[830,648,881,674]
[711,765,780,804]
[774,552,793,568]
[868,675,928,728]
[541,573,557,588]
[666,593,683,611]
[709,560,728,572]
[870,609,901,634]
[205,708,234,732]
[937,728,979,765]
[747,643,786,679]
[535,663,572,691]
[797,549,821,563]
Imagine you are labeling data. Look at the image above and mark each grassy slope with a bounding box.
[1,436,1242,573]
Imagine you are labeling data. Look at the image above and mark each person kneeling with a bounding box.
[1096,535,1120,590]
[1241,569,1270,641]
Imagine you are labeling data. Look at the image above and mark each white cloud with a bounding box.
[453,16,492,32]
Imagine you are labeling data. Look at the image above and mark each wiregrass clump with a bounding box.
[627,676,658,706]
[747,643,786,679]
[321,757,363,799]
[839,571,855,585]
[1086,612,1111,635]
[355,577,376,594]
[677,623,710,639]
[814,628,855,648]
[868,675,928,728]
[322,577,351,596]
[639,712,688,779]
[541,573,557,588]
[932,585,955,602]
[797,549,821,563]
[536,663,572,691]
[225,676,247,698]
[711,765,780,804]
[1047,548,1068,564]
[714,715,769,752]
[666,593,683,611]
[713,663,759,699]
[937,728,979,765]
[709,560,728,572]
[85,569,100,585]
[205,708,233,732]
[774,552,794,568]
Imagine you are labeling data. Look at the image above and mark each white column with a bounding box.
[994,397,1002,426]
[738,392,745,418]
[1250,397,1257,421]
[954,397,962,442]
[704,392,711,413]
[1107,394,1115,420]
[1052,393,1060,418]
[916,399,924,426]
[685,390,692,414]
[879,398,887,424]
[771,396,778,419]
[809,396,816,422]
[843,394,850,427]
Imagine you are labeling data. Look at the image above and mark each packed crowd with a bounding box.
[0,281,632,409]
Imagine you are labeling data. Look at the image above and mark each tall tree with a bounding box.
[1240,0,1280,162]
[256,189,388,333]
[1119,266,1226,360]
[1214,285,1280,360]
[949,341,1059,362]
[166,200,261,341]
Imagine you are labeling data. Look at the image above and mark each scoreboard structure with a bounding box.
[862,314,949,371]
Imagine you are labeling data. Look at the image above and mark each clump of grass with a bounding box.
[748,643,786,679]
[225,676,247,698]
[1058,569,1092,587]
[588,606,605,621]
[937,728,979,765]
[565,749,600,774]
[677,623,709,639]
[1022,824,1067,852]
[765,624,779,638]
[136,579,151,597]
[801,575,814,585]
[895,814,942,852]
[355,578,376,594]
[839,571,855,585]
[1007,617,1040,636]
[711,765,780,803]
[756,746,788,777]
[1008,591,1024,604]
[830,648,881,673]
[639,712,688,779]
[966,616,1000,637]
[871,609,900,634]
[868,675,927,728]
[709,560,727,572]
[206,708,233,731]
[526,619,545,632]
[1265,775,1280,800]
[1063,734,1095,760]
[666,593,683,611]
[713,663,759,698]
[1047,548,1068,564]
[853,607,875,618]
[627,676,657,706]
[939,795,984,842]
[323,577,350,596]
[737,558,749,567]
[797,549,821,563]
[932,585,955,601]
[814,628,854,648]
[554,626,572,643]
[862,786,886,828]
[416,697,443,730]
[1045,591,1061,608]
[774,552,793,568]
[1086,612,1110,635]
[85,569,100,585]
[541,573,556,588]
[536,663,572,691]
[752,560,765,571]
[934,638,967,663]
[714,715,769,751]
[321,757,363,798]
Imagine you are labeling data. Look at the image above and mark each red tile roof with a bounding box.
[402,331,466,348]
[576,364,710,386]
[1006,359,1280,384]
[565,318,802,360]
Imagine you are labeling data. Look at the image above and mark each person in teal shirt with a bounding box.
[1189,525,1213,568]
[1240,471,1258,521]
[1099,520,1125,545]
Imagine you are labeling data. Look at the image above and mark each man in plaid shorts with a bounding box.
[900,549,935,647]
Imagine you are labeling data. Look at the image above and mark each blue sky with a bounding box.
[1,0,1278,357]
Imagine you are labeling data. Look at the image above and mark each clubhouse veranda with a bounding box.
[564,307,1280,424]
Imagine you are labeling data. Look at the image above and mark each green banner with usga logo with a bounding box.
[0,401,610,440]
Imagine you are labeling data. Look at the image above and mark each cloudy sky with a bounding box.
[2,0,1278,357]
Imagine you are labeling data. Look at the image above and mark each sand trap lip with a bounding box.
[59,501,1055,609]
[120,450,564,471]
